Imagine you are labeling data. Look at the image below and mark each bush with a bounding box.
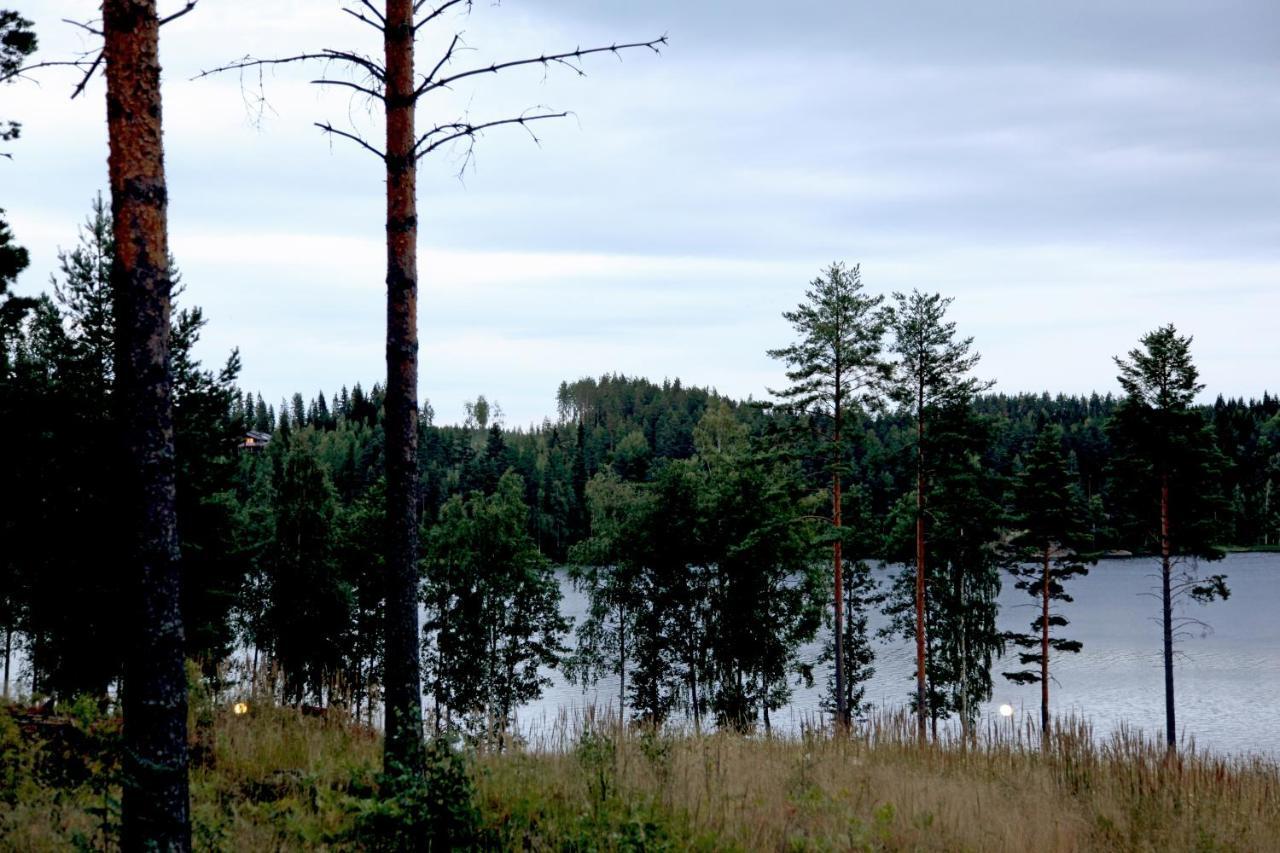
[345,735,487,851]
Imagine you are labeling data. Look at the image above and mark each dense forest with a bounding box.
[4,200,1278,741]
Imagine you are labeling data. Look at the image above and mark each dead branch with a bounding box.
[159,1,199,27]
[196,50,386,84]
[316,122,385,161]
[414,0,471,33]
[414,108,568,158]
[416,36,667,97]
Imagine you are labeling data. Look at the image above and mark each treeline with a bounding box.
[4,204,1280,741]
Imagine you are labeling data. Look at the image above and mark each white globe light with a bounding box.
[998,703,1014,718]
[233,701,249,716]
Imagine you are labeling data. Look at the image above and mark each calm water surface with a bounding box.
[517,552,1280,757]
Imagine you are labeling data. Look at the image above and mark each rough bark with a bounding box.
[382,0,425,777]
[914,386,928,742]
[1161,472,1175,750]
[103,0,191,848]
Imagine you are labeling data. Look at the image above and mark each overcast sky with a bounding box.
[5,0,1278,426]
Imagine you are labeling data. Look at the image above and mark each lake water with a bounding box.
[4,554,1274,758]
[517,552,1280,757]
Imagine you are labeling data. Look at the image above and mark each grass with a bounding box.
[3,694,1279,851]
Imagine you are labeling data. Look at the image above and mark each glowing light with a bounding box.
[998,703,1014,718]
[233,702,249,716]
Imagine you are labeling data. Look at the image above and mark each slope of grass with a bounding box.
[2,696,1278,851]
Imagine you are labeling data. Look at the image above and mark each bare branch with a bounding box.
[196,49,386,83]
[61,17,103,37]
[342,5,384,33]
[315,122,386,160]
[415,109,570,159]
[417,36,666,97]
[159,1,199,27]
[418,33,464,94]
[359,0,386,23]
[312,77,384,101]
[415,0,471,32]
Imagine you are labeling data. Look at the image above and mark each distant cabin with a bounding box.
[241,430,272,451]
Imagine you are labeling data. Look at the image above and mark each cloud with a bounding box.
[5,0,1278,424]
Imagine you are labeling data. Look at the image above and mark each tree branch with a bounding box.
[13,53,103,100]
[414,109,569,158]
[415,0,470,31]
[159,1,199,27]
[196,49,386,83]
[60,17,102,37]
[311,77,384,101]
[416,36,666,97]
[342,5,384,33]
[316,122,385,161]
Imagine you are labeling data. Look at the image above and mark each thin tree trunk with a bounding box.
[104,1,190,847]
[382,0,425,778]
[1161,472,1175,751]
[1041,544,1051,745]
[3,625,10,700]
[914,384,928,742]
[618,607,626,718]
[958,570,969,743]
[832,373,846,731]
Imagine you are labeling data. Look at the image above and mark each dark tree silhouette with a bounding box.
[198,0,662,783]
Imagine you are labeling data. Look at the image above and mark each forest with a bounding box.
[5,197,1278,737]
[4,1,1280,850]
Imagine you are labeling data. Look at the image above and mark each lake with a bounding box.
[517,552,1280,757]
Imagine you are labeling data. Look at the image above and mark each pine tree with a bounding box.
[1002,423,1093,742]
[888,290,992,740]
[767,262,890,728]
[1108,325,1229,750]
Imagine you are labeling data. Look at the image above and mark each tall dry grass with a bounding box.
[2,697,1278,850]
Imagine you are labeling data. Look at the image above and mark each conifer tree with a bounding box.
[888,290,992,740]
[1002,423,1094,742]
[767,262,889,728]
[201,4,662,779]
[1109,325,1229,750]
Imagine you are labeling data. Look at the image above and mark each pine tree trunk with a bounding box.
[958,570,969,743]
[833,382,846,730]
[914,384,928,742]
[103,1,191,847]
[382,0,425,778]
[1041,544,1051,745]
[1161,472,1175,751]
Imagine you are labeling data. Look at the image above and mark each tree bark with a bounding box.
[103,1,190,848]
[1161,471,1175,751]
[832,391,846,730]
[3,625,10,700]
[382,0,426,778]
[914,384,928,742]
[1041,544,1051,744]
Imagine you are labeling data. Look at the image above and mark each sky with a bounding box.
[5,0,1279,427]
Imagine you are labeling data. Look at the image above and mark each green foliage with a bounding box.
[1003,424,1095,692]
[346,736,486,851]
[423,471,568,738]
